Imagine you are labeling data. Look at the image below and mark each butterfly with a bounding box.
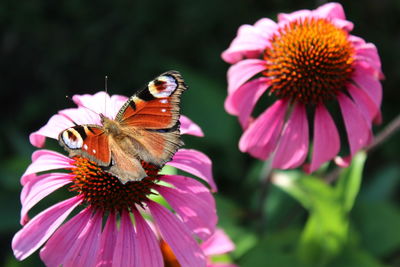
[58,70,187,184]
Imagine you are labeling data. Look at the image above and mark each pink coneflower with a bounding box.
[161,228,237,267]
[12,92,217,267]
[222,2,383,172]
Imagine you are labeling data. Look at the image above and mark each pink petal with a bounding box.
[180,115,204,137]
[167,149,217,192]
[20,172,72,225]
[307,104,340,173]
[161,175,215,210]
[221,19,277,64]
[73,92,128,119]
[272,103,309,169]
[227,59,266,94]
[148,201,206,267]
[354,43,384,78]
[40,207,92,267]
[201,229,235,256]
[157,182,216,240]
[347,83,380,127]
[313,2,346,20]
[113,211,137,267]
[338,93,372,157]
[278,9,311,23]
[96,212,118,267]
[59,107,102,126]
[29,114,75,147]
[21,150,73,185]
[224,77,270,128]
[132,209,163,267]
[62,211,102,267]
[12,196,81,260]
[352,62,383,109]
[239,99,288,160]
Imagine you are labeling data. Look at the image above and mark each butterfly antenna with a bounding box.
[104,75,108,116]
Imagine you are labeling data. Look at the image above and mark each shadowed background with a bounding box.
[1,0,399,266]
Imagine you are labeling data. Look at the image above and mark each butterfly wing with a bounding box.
[115,70,187,167]
[58,125,111,166]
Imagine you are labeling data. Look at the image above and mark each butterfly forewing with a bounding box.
[115,71,187,166]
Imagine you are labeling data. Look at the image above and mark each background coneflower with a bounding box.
[222,2,383,172]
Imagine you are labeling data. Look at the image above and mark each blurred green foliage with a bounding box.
[1,0,399,266]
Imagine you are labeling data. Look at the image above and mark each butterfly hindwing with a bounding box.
[58,125,111,166]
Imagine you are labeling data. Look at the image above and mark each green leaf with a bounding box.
[240,228,307,267]
[353,201,400,257]
[273,171,348,264]
[335,152,367,212]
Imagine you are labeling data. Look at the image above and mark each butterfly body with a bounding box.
[59,71,187,184]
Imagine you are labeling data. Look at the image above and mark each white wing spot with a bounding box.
[160,99,168,104]
[149,76,177,98]
[161,108,167,112]
[92,149,96,154]
[83,144,88,150]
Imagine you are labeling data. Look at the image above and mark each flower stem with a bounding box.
[366,113,400,152]
[255,160,272,234]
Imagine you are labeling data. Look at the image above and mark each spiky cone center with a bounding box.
[263,17,355,104]
[70,157,159,211]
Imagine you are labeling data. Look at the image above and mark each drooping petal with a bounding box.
[180,115,204,137]
[167,149,217,192]
[20,172,72,225]
[239,99,288,160]
[347,83,380,126]
[224,77,270,128]
[272,103,309,169]
[96,212,117,267]
[157,182,216,240]
[148,201,206,267]
[354,43,383,77]
[352,62,383,110]
[201,229,235,256]
[40,207,92,267]
[12,196,81,260]
[21,150,74,185]
[133,209,163,267]
[62,211,102,267]
[307,104,340,173]
[227,59,266,94]
[113,211,137,267]
[338,93,372,158]
[161,175,215,212]
[221,19,277,64]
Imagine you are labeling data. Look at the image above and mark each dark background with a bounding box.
[1,0,399,266]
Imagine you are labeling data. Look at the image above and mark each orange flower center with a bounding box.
[70,157,159,211]
[263,17,354,104]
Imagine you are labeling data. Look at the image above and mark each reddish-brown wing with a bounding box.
[58,125,111,166]
[115,71,187,166]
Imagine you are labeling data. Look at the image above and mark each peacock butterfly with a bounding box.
[58,70,187,184]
